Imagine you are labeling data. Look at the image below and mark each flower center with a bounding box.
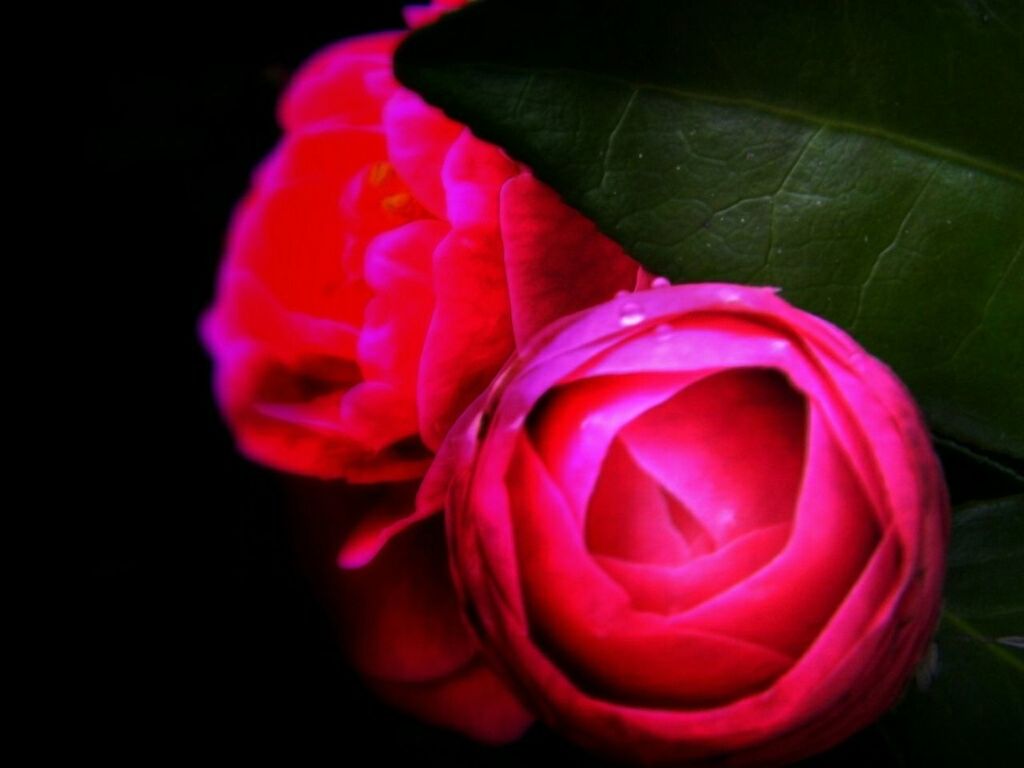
[584,368,807,569]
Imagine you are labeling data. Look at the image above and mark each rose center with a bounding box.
[584,368,807,568]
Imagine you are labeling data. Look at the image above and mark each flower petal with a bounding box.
[501,173,638,346]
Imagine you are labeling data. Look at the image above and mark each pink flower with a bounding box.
[200,13,637,482]
[430,283,949,765]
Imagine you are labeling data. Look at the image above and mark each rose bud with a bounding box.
[427,283,949,765]
[200,1,637,482]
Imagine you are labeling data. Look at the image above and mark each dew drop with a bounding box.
[863,235,869,243]
[654,323,673,340]
[638,152,644,159]
[718,288,741,303]
[619,301,645,326]
[651,276,671,289]
[615,289,630,299]
[997,636,1024,650]
[770,339,789,352]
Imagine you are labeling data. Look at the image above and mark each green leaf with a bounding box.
[880,494,1024,765]
[935,437,1024,507]
[396,0,1024,458]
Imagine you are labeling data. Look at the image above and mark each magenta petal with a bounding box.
[340,513,477,683]
[527,371,709,520]
[278,32,400,131]
[596,522,792,614]
[585,437,693,566]
[357,220,446,391]
[417,229,515,449]
[508,436,794,708]
[501,172,638,346]
[675,406,880,657]
[442,131,518,232]
[339,510,532,743]
[384,88,462,219]
[619,368,807,545]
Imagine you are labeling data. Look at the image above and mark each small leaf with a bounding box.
[396,0,1024,459]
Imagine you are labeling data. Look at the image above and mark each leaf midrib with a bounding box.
[428,62,1024,185]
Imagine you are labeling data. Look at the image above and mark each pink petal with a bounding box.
[508,436,794,707]
[671,406,880,657]
[526,370,707,520]
[404,0,467,29]
[584,437,695,566]
[338,513,476,683]
[417,229,515,449]
[384,89,462,219]
[443,131,518,232]
[619,368,807,546]
[501,173,638,346]
[279,32,401,131]
[338,511,533,742]
[357,220,446,393]
[596,522,792,614]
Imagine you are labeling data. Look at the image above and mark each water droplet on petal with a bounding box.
[770,339,789,352]
[718,288,741,303]
[651,276,671,289]
[653,323,673,340]
[619,301,644,326]
[615,289,630,299]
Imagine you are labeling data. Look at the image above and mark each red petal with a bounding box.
[417,229,515,449]
[384,89,461,219]
[501,173,638,346]
[368,660,533,744]
[619,368,806,546]
[279,33,400,130]
[443,131,518,231]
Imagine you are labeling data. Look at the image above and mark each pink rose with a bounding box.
[429,283,949,765]
[200,8,637,482]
